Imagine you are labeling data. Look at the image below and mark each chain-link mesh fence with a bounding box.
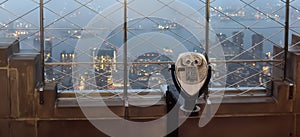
[1,0,299,97]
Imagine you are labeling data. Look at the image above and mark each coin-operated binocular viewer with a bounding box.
[166,52,211,137]
[167,52,211,115]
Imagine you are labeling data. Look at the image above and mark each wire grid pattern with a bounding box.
[290,0,300,47]
[0,0,299,97]
[207,0,287,95]
[0,0,40,50]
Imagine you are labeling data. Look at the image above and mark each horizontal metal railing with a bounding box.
[44,59,282,66]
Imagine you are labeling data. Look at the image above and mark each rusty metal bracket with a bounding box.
[35,82,45,105]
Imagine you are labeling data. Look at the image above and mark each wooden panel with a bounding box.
[287,50,300,112]
[297,114,300,137]
[289,35,300,113]
[0,119,10,137]
[179,115,294,137]
[10,54,40,118]
[128,105,166,118]
[0,49,6,67]
[53,106,124,118]
[38,119,166,137]
[38,83,57,118]
[38,120,108,137]
[0,69,10,117]
[11,120,36,137]
[9,69,19,118]
[286,50,298,82]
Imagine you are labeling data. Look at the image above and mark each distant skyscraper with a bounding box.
[60,51,74,90]
[216,32,264,87]
[45,38,52,63]
[216,33,236,59]
[44,38,54,81]
[90,48,97,61]
[248,34,265,87]
[252,34,264,59]
[129,52,171,89]
[217,33,239,87]
[216,33,227,43]
[95,49,116,90]
[33,35,40,49]
[232,31,244,53]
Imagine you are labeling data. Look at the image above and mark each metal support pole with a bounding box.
[166,86,179,137]
[284,0,290,80]
[205,0,210,55]
[39,0,45,84]
[38,0,45,105]
[123,0,129,119]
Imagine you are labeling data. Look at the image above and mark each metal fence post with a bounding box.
[123,0,129,119]
[284,0,290,80]
[40,0,45,84]
[205,0,210,55]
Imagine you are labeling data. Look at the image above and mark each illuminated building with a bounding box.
[45,38,54,82]
[60,51,75,90]
[95,49,116,90]
[250,34,265,86]
[129,52,172,89]
[6,20,31,38]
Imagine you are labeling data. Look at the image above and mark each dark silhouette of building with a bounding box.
[216,33,237,60]
[232,31,244,53]
[217,33,241,87]
[252,34,264,59]
[217,32,266,87]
